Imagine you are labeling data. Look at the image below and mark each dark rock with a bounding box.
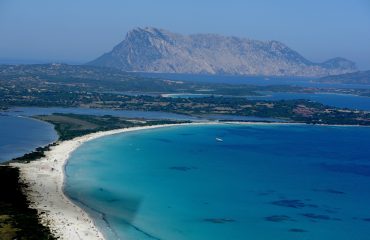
[264,215,293,222]
[169,166,197,171]
[312,188,345,194]
[271,199,311,209]
[204,218,235,224]
[300,213,331,220]
[289,228,307,233]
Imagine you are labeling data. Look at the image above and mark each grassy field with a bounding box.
[35,113,190,141]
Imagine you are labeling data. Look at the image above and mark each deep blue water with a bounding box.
[65,124,370,240]
[0,115,57,162]
[247,92,370,111]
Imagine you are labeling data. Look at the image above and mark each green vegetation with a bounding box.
[1,64,369,108]
[0,114,189,239]
[0,64,369,239]
[35,113,190,141]
[0,166,55,240]
[0,64,369,126]
[10,113,188,163]
[11,145,55,164]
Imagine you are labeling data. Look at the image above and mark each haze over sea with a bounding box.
[66,124,370,240]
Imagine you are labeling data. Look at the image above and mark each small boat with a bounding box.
[216,138,223,142]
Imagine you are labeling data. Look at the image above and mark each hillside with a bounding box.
[88,27,357,77]
[318,70,370,85]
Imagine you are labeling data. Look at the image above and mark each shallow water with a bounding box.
[65,124,370,240]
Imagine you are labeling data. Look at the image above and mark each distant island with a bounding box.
[88,27,357,77]
[318,70,370,85]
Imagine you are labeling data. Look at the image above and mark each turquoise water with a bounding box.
[65,124,370,240]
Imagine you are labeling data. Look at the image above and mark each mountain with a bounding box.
[88,27,357,77]
[318,70,370,85]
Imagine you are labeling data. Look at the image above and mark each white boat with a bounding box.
[216,138,223,142]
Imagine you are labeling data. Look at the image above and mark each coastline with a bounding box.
[9,122,217,240]
[7,120,367,239]
[0,114,58,163]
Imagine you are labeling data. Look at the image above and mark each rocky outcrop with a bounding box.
[88,27,357,77]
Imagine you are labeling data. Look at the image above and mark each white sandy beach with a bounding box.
[9,121,296,240]
[10,122,228,240]
[10,122,216,240]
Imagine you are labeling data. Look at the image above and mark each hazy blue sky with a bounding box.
[1,0,370,69]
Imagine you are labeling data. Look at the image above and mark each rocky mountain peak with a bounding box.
[88,27,357,77]
[321,57,357,70]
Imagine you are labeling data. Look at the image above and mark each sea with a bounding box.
[65,123,370,240]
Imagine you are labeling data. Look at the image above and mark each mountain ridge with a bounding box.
[318,70,370,85]
[88,27,357,77]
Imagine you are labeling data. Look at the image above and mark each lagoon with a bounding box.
[0,115,57,162]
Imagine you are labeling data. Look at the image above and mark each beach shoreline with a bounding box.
[9,122,220,240]
[8,120,366,239]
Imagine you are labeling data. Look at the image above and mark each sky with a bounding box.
[0,0,370,69]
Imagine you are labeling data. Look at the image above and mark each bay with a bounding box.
[65,124,370,240]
